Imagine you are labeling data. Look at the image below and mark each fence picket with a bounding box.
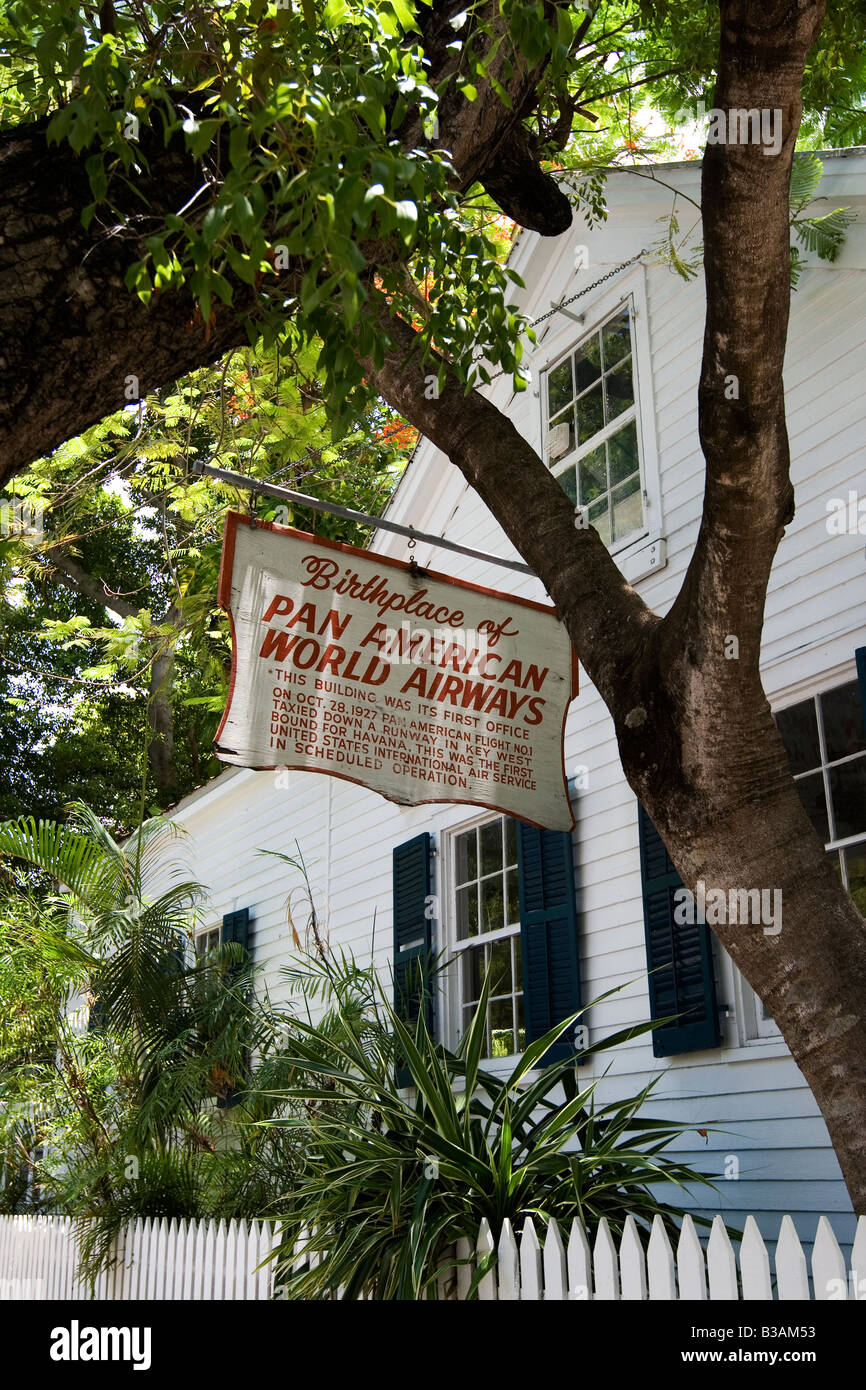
[647,1216,677,1300]
[677,1215,707,1300]
[543,1218,567,1301]
[223,1219,238,1300]
[593,1218,619,1300]
[497,1218,519,1300]
[476,1217,496,1301]
[775,1215,809,1300]
[520,1218,542,1300]
[812,1215,847,1300]
[567,1217,592,1301]
[740,1216,772,1301]
[707,1216,739,1301]
[620,1216,647,1300]
[850,1215,866,1302]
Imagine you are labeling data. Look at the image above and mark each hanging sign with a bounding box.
[216,513,577,830]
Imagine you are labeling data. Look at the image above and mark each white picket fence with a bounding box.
[451,1212,866,1301]
[1,1211,864,1299]
[0,1215,279,1300]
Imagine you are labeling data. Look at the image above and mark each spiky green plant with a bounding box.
[264,951,718,1300]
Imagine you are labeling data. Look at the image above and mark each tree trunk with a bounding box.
[147,642,179,805]
[43,554,182,803]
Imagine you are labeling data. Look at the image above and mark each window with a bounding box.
[195,925,221,958]
[544,302,644,549]
[452,816,525,1058]
[776,680,866,914]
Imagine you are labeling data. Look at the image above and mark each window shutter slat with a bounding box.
[392,833,433,1086]
[857,647,866,727]
[516,823,580,1066]
[637,804,720,1056]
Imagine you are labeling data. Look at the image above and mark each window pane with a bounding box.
[462,1004,480,1042]
[490,997,514,1057]
[456,883,478,939]
[504,817,517,865]
[605,356,634,421]
[506,867,520,924]
[547,358,573,416]
[828,758,866,840]
[794,771,830,843]
[516,995,526,1052]
[559,466,577,503]
[481,876,505,933]
[776,699,820,775]
[579,443,606,503]
[602,309,631,368]
[611,475,643,542]
[462,947,482,1004]
[512,936,523,993]
[455,829,476,884]
[842,845,866,917]
[488,936,513,996]
[576,382,604,443]
[822,682,866,762]
[574,337,602,394]
[480,820,502,876]
[608,419,639,486]
[588,496,611,546]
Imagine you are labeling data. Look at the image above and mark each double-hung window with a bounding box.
[544,301,644,549]
[452,817,525,1058]
[776,680,866,913]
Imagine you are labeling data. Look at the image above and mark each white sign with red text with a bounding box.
[216,513,576,830]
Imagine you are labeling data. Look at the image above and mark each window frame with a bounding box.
[442,811,525,1063]
[537,267,663,569]
[194,923,222,958]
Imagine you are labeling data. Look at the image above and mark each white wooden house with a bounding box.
[162,149,866,1250]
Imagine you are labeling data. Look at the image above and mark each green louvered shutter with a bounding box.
[516,823,581,1066]
[219,908,251,1108]
[857,647,866,725]
[392,833,433,1087]
[637,804,720,1057]
[222,908,250,957]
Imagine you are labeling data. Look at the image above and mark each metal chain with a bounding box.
[528,249,647,329]
[485,249,648,382]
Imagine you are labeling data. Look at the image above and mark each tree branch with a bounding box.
[43,551,141,623]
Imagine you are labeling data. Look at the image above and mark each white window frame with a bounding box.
[441,811,525,1063]
[194,923,221,958]
[536,267,665,584]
